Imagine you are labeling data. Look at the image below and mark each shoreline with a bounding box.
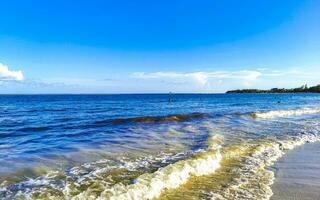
[271,142,320,200]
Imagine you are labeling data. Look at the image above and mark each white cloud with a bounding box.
[263,69,312,77]
[132,70,261,86]
[0,63,24,81]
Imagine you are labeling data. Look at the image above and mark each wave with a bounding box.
[72,135,223,200]
[1,132,319,200]
[209,133,320,200]
[250,107,320,119]
[74,133,318,200]
[0,135,223,200]
[0,151,194,199]
[94,113,209,125]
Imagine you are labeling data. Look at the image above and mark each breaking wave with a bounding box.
[0,135,223,200]
[73,135,223,200]
[1,129,320,199]
[250,107,320,119]
[209,133,320,200]
[2,132,319,200]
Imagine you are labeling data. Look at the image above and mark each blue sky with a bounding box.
[0,0,319,93]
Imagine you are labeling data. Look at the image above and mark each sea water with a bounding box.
[0,94,319,199]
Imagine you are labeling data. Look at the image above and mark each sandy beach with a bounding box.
[271,142,320,200]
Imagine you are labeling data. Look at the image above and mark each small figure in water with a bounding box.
[168,92,173,103]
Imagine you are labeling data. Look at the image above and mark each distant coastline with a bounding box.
[226,84,320,93]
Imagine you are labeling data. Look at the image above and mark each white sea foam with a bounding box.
[72,135,223,200]
[0,151,191,200]
[251,108,320,119]
[210,133,320,200]
[1,133,319,200]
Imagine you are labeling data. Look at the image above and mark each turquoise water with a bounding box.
[0,94,320,199]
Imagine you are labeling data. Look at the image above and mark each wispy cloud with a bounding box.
[132,70,261,86]
[263,69,312,77]
[0,63,24,81]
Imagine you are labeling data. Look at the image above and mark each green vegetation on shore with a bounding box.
[226,84,320,93]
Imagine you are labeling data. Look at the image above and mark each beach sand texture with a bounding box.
[271,142,320,200]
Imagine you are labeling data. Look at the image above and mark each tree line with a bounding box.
[226,84,320,93]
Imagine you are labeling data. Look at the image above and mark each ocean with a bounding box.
[0,94,319,199]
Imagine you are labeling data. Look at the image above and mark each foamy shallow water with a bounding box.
[0,94,320,199]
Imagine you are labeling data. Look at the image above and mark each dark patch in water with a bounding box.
[94,113,209,126]
[59,117,72,122]
[18,126,50,132]
[43,108,68,112]
[249,112,258,118]
[24,109,39,113]
[24,108,68,113]
[232,111,258,118]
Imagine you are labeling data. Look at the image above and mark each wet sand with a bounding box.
[271,142,320,200]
